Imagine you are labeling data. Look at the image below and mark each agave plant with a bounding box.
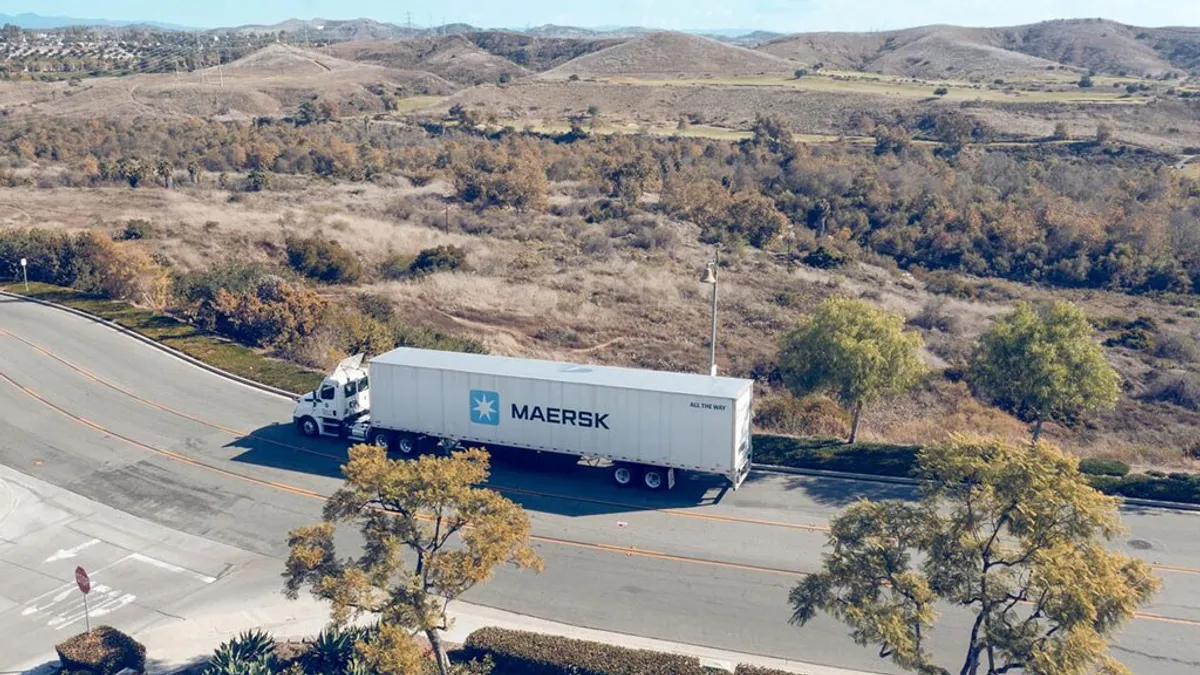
[203,629,278,675]
[302,624,374,675]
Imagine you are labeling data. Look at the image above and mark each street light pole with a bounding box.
[20,257,28,291]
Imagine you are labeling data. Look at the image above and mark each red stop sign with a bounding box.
[75,566,90,595]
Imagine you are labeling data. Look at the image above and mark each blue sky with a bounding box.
[10,0,1200,32]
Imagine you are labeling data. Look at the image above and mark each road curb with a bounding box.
[751,464,1200,513]
[0,290,301,401]
[7,289,1200,514]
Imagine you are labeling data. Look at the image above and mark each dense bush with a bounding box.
[117,219,154,240]
[1077,457,1131,477]
[463,627,709,675]
[285,234,363,284]
[55,626,146,675]
[201,276,327,349]
[410,245,468,276]
[802,246,849,270]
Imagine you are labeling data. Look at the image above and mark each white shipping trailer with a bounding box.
[291,347,755,491]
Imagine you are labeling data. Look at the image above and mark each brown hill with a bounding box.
[0,45,453,121]
[540,31,798,79]
[327,36,529,86]
[760,19,1199,78]
[462,32,625,72]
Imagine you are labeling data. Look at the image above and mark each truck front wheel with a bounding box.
[297,417,319,438]
[611,464,635,487]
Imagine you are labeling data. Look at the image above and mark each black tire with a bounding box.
[611,464,635,488]
[394,433,420,458]
[369,428,392,450]
[641,467,667,491]
[298,417,319,438]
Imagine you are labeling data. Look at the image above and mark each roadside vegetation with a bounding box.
[791,435,1160,675]
[3,109,1199,475]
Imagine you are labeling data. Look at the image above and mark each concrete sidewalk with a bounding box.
[133,593,882,675]
[3,464,878,675]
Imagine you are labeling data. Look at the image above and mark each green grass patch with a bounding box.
[752,434,921,478]
[2,282,322,395]
[601,74,1141,104]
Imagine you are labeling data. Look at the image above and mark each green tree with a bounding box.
[284,446,542,675]
[778,297,926,443]
[789,435,1160,675]
[968,301,1120,442]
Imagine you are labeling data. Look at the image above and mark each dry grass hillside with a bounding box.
[761,25,1061,79]
[0,44,454,120]
[998,20,1179,77]
[760,19,1200,78]
[540,32,797,79]
[326,36,530,85]
[433,80,889,135]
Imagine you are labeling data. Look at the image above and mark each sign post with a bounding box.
[19,257,27,291]
[75,566,91,632]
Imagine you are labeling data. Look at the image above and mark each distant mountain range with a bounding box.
[0,12,192,31]
[0,12,777,43]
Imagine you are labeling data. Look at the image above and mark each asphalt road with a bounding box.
[2,296,1199,674]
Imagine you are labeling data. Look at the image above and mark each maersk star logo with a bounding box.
[469,390,500,425]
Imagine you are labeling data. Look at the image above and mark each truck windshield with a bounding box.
[343,377,369,396]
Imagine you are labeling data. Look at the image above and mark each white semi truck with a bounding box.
[291,347,754,490]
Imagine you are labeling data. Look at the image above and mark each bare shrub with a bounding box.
[754,392,850,438]
[579,229,614,259]
[909,299,960,333]
[1142,372,1200,410]
[1152,333,1199,363]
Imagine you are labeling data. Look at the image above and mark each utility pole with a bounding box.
[699,247,720,376]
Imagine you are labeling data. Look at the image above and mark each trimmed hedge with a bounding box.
[752,434,920,478]
[751,434,1200,505]
[56,626,146,675]
[1078,457,1131,477]
[1088,472,1200,504]
[463,627,710,675]
[734,666,797,675]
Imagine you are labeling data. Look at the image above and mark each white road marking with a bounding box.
[129,553,217,584]
[44,538,101,562]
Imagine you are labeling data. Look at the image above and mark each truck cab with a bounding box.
[292,354,372,440]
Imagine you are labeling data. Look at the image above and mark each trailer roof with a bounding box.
[370,347,753,399]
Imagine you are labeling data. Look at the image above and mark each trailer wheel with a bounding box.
[641,467,667,491]
[394,433,419,457]
[298,417,319,438]
[611,464,635,487]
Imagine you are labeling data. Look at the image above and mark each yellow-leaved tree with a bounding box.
[789,435,1160,675]
[284,446,542,675]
